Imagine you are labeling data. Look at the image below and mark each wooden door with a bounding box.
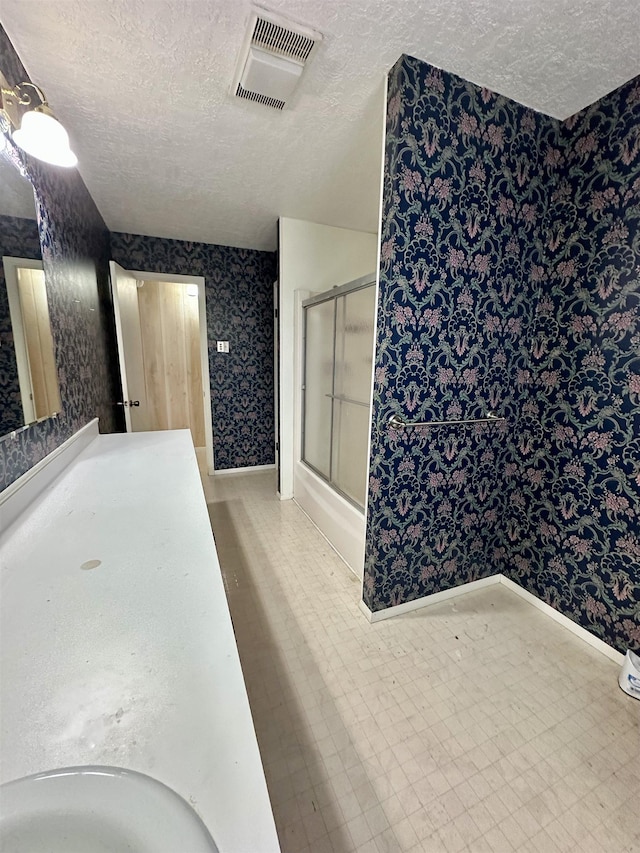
[110,261,149,431]
[17,266,61,419]
[137,280,206,447]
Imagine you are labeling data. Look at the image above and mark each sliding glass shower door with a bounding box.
[302,275,376,510]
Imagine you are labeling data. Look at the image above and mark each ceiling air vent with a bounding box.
[235,83,285,111]
[233,8,322,110]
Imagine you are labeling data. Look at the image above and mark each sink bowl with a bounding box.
[0,766,219,853]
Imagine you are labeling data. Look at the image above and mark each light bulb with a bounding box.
[13,109,77,167]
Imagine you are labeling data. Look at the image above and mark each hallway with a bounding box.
[202,470,639,853]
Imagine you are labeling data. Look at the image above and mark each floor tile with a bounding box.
[203,470,640,853]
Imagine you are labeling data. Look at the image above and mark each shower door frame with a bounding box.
[301,272,376,511]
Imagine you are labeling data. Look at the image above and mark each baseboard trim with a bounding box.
[358,572,624,665]
[0,418,99,533]
[500,576,624,665]
[213,464,276,476]
[359,575,502,623]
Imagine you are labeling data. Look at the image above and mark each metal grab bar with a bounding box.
[388,411,506,430]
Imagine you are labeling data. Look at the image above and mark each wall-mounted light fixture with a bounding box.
[0,72,77,167]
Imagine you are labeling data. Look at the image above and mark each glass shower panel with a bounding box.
[302,277,375,511]
[331,400,371,507]
[303,299,334,478]
[334,286,376,405]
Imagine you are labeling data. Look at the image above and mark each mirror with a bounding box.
[0,148,61,434]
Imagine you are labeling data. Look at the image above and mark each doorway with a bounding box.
[109,262,214,473]
[3,256,61,427]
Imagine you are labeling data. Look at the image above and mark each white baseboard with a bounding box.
[500,576,624,665]
[0,418,99,534]
[213,464,276,476]
[358,572,624,665]
[359,575,501,623]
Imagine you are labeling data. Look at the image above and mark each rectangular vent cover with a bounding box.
[252,17,315,63]
[233,9,322,110]
[235,83,285,111]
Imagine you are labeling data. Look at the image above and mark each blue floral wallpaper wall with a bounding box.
[364,54,640,653]
[109,233,277,469]
[364,55,556,608]
[507,77,640,652]
[0,24,121,492]
[0,213,42,434]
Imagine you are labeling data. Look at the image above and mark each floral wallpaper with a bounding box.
[0,213,41,434]
[364,54,640,653]
[364,55,555,609]
[506,76,640,652]
[0,24,121,492]
[109,233,277,469]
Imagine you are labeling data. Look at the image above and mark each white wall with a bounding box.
[278,218,378,501]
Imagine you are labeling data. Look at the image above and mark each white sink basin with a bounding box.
[0,766,219,852]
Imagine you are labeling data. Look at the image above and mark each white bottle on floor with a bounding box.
[619,650,640,699]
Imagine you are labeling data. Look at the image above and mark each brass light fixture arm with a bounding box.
[6,81,48,108]
[0,73,48,132]
[0,69,76,167]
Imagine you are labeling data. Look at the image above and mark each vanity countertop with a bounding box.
[0,429,280,852]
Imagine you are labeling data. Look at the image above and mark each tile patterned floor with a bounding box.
[202,471,640,853]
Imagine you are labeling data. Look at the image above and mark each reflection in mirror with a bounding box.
[4,256,61,424]
[0,148,61,434]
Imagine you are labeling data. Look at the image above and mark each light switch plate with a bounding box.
[216,341,230,353]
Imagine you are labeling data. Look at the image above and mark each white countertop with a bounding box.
[0,429,280,852]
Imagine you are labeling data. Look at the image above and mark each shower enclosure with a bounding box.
[301,273,376,511]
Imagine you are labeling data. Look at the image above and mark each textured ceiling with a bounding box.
[2,1,639,251]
